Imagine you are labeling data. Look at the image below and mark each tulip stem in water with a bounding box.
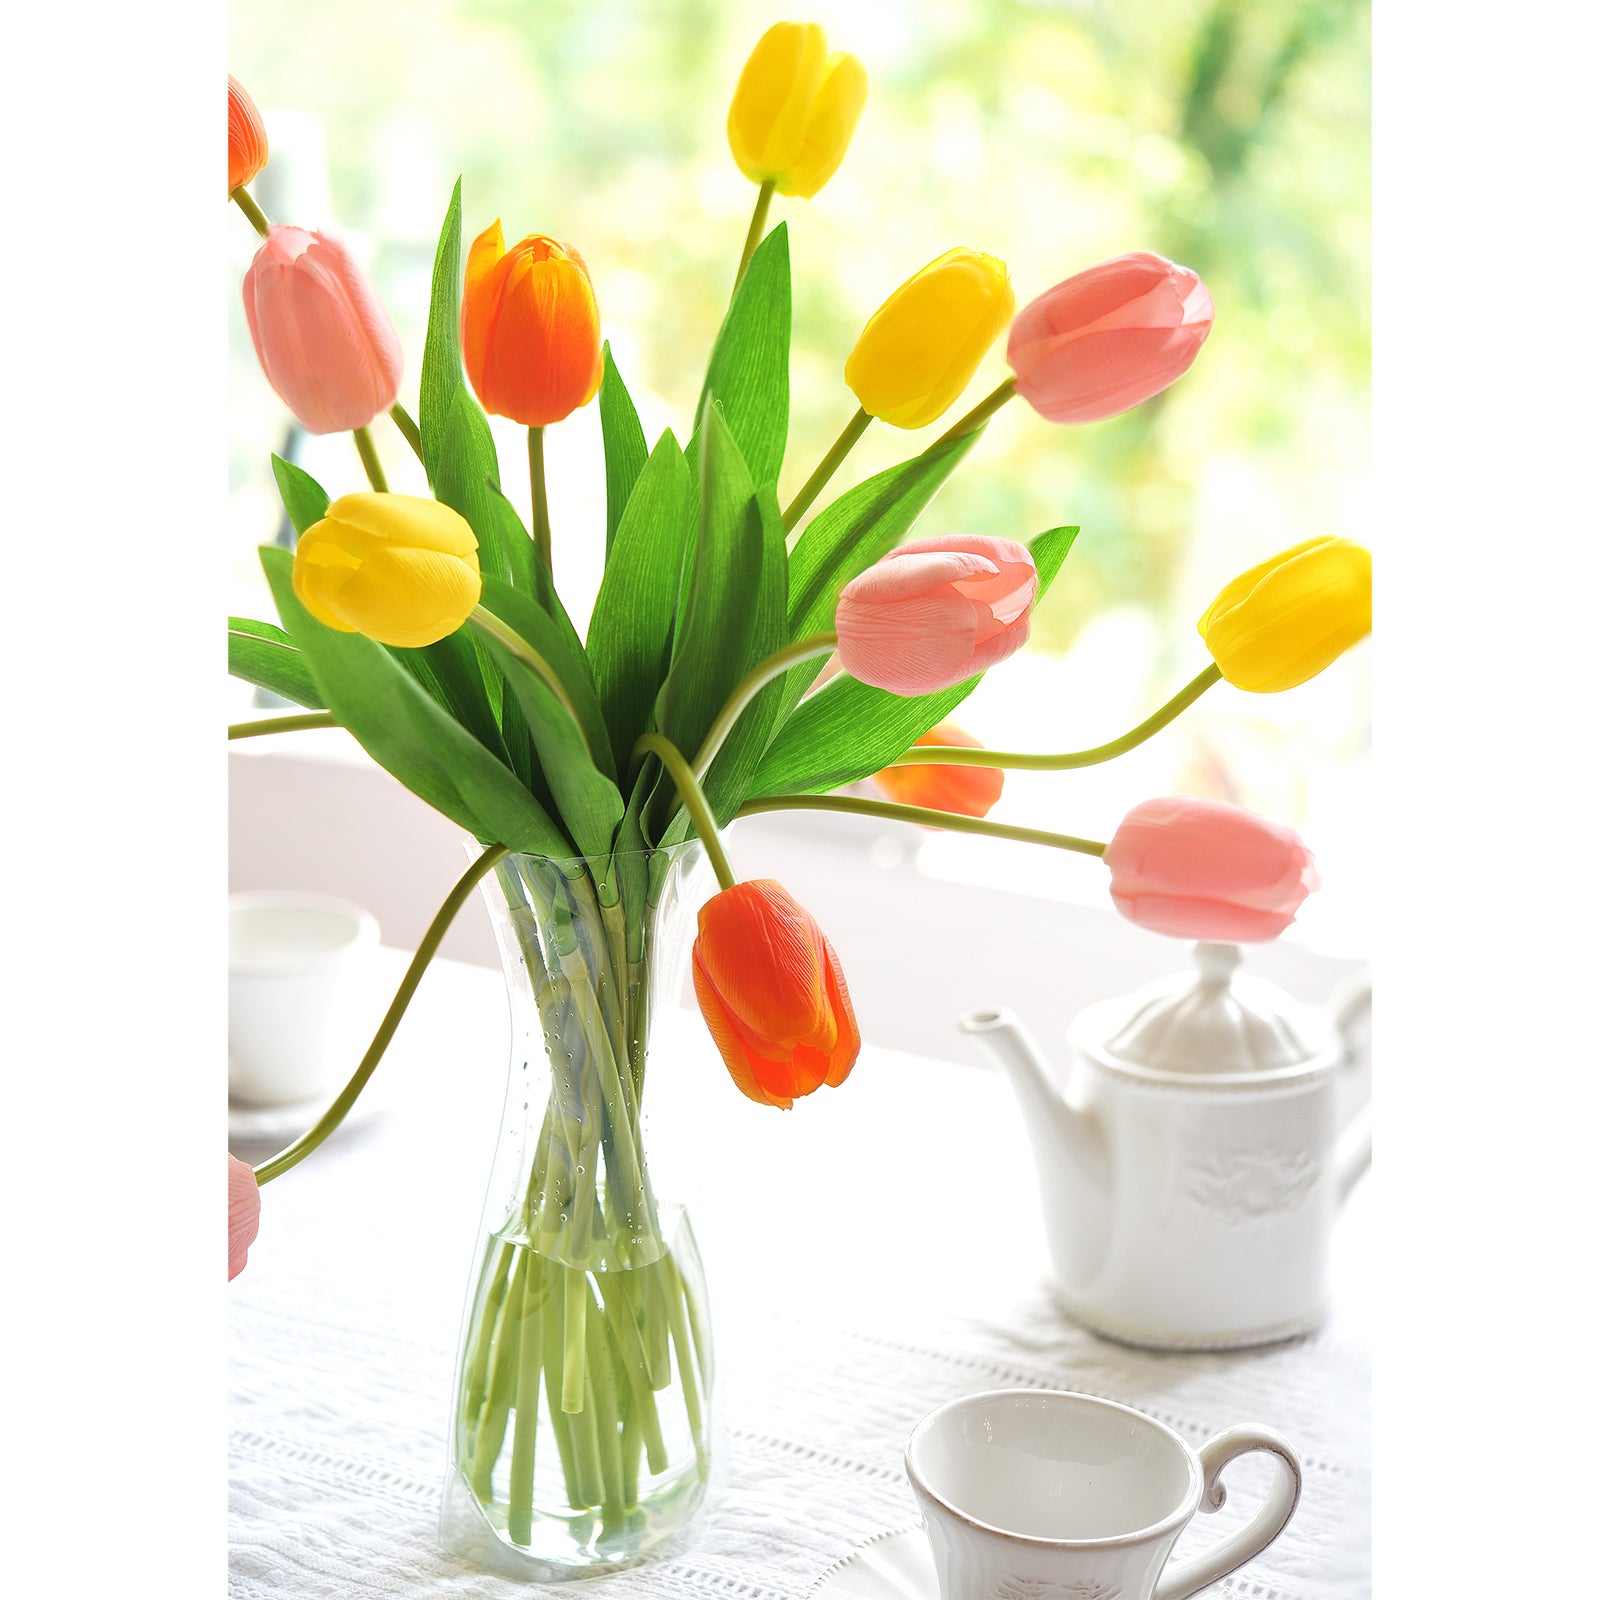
[930,376,1017,451]
[737,793,1107,858]
[253,844,511,1186]
[528,427,552,577]
[733,180,776,298]
[886,663,1224,772]
[229,712,340,740]
[782,408,871,534]
[631,733,738,892]
[689,633,839,782]
[390,403,425,464]
[231,187,270,237]
[353,425,389,493]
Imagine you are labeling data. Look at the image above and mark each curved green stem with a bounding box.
[390,403,425,464]
[782,408,871,533]
[353,425,388,492]
[253,844,512,1185]
[887,664,1224,772]
[231,187,270,236]
[528,427,552,576]
[229,712,340,740]
[737,793,1106,857]
[733,179,776,298]
[631,734,737,891]
[929,376,1017,452]
[689,633,838,782]
[468,605,583,734]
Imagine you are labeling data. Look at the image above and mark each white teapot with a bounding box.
[962,942,1371,1349]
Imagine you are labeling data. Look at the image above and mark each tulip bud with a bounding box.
[844,249,1015,430]
[1104,797,1319,943]
[873,723,1004,819]
[1007,251,1213,424]
[229,1154,261,1281]
[461,225,602,429]
[1198,536,1371,693]
[291,493,482,649]
[836,535,1037,696]
[242,226,404,435]
[692,880,860,1109]
[727,22,868,199]
[228,74,268,194]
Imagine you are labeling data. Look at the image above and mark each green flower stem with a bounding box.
[231,187,270,236]
[228,712,340,740]
[389,402,425,463]
[252,844,511,1185]
[353,425,389,492]
[782,407,871,533]
[929,375,1017,451]
[630,734,738,892]
[737,793,1107,857]
[733,179,776,297]
[689,633,839,782]
[887,663,1224,772]
[467,605,584,736]
[528,427,552,577]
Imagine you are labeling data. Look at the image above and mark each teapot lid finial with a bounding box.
[1095,941,1326,1076]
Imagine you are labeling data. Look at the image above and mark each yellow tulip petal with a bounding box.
[781,52,868,198]
[332,545,482,649]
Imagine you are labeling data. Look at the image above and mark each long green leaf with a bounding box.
[652,403,773,834]
[419,178,468,487]
[433,387,511,584]
[586,431,694,774]
[748,525,1080,798]
[689,225,790,489]
[263,547,569,856]
[598,344,649,557]
[228,617,326,710]
[270,456,329,535]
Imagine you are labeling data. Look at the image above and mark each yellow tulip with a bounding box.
[1198,536,1371,692]
[844,248,1015,430]
[727,22,867,199]
[291,493,482,649]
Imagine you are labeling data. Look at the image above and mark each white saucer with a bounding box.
[808,1526,932,1598]
[228,1082,383,1149]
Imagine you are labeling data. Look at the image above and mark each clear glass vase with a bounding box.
[439,842,715,1581]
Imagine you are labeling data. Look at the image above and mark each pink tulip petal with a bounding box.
[836,588,980,695]
[228,1154,261,1281]
[839,549,1000,605]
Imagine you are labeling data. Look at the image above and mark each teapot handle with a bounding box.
[1330,973,1372,1201]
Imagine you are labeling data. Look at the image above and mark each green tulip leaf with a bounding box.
[433,387,514,585]
[270,456,330,535]
[586,430,695,775]
[747,524,1080,798]
[228,617,326,710]
[263,546,571,857]
[419,178,468,487]
[689,224,790,490]
[598,343,649,557]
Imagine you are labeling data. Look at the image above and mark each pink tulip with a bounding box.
[242,225,403,434]
[229,1154,261,1281]
[1007,252,1214,424]
[1104,796,1319,942]
[835,535,1038,696]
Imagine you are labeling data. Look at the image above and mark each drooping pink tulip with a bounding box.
[242,225,403,434]
[1007,252,1214,424]
[835,535,1038,696]
[229,1154,261,1281]
[1103,796,1319,942]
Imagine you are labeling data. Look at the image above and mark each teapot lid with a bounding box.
[1093,943,1329,1077]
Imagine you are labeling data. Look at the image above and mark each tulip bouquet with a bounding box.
[227,22,1369,1577]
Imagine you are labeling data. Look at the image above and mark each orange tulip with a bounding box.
[873,723,1003,819]
[461,224,603,428]
[692,880,860,1110]
[228,74,268,194]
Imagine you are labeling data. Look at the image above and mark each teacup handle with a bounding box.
[1152,1426,1302,1600]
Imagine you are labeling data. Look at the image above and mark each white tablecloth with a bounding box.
[229,950,1370,1598]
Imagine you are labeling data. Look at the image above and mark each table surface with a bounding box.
[229,949,1371,1599]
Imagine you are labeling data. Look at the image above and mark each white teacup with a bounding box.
[905,1389,1301,1600]
[228,891,380,1106]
